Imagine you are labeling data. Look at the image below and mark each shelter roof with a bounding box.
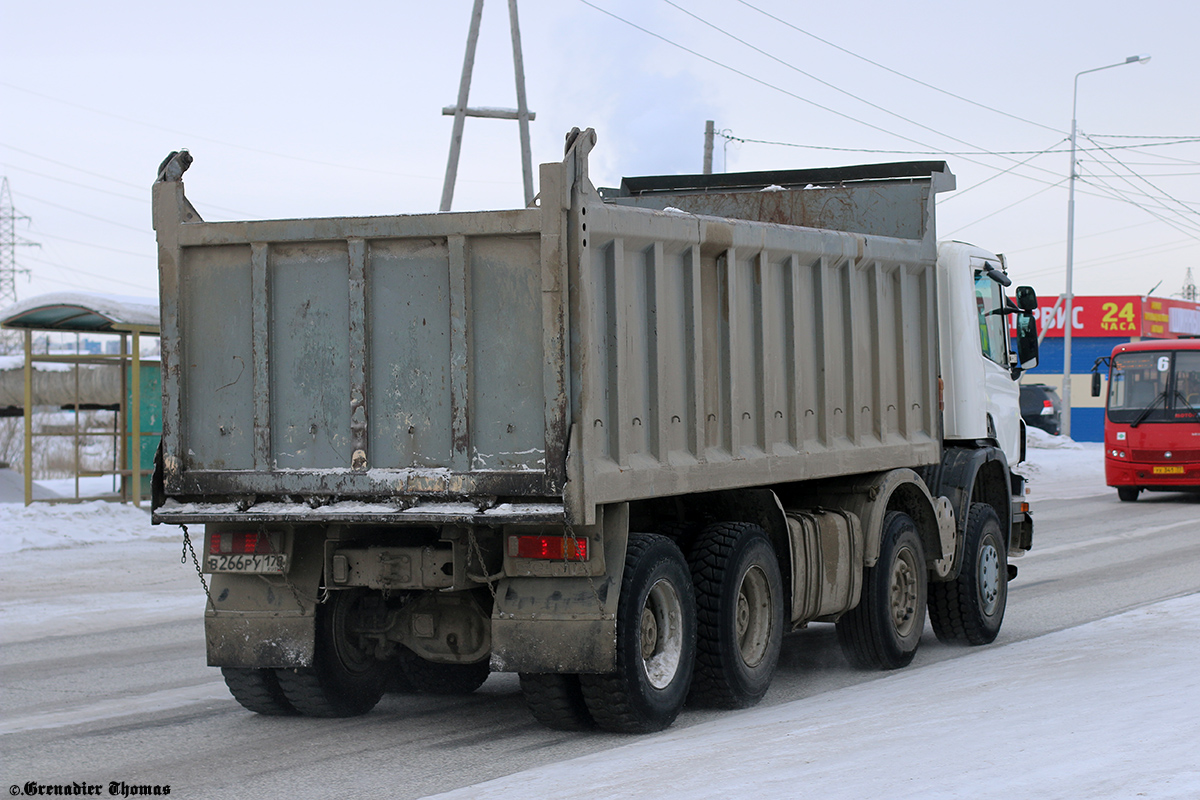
[0,292,159,334]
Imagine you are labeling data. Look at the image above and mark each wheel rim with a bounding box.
[639,578,685,690]
[736,565,773,668]
[889,545,920,638]
[330,593,377,675]
[977,542,1001,616]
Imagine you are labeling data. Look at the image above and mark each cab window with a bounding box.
[974,272,1009,366]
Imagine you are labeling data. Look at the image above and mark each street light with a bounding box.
[1062,53,1150,438]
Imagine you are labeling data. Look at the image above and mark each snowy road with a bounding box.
[1,446,1198,798]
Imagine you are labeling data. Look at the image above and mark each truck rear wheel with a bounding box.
[221,667,297,716]
[396,647,490,695]
[519,673,596,730]
[687,522,783,709]
[274,589,388,717]
[579,533,696,733]
[836,511,926,670]
[929,503,1007,645]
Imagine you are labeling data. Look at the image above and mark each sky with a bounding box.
[2,0,1198,307]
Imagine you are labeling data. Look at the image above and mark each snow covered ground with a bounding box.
[3,436,1197,798]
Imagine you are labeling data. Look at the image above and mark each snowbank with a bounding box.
[1018,430,1107,501]
[0,501,160,554]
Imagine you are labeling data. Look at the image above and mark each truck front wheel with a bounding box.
[274,589,388,717]
[579,533,696,733]
[929,503,1007,645]
[836,511,927,670]
[687,522,783,709]
[1117,487,1140,502]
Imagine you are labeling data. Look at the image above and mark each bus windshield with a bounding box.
[1108,350,1200,425]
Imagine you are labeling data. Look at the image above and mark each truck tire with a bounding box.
[221,667,297,716]
[274,589,388,717]
[928,503,1007,646]
[396,647,490,695]
[579,533,696,733]
[519,673,596,730]
[687,522,783,709]
[1117,487,1140,502]
[836,511,926,670]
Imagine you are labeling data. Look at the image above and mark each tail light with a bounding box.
[209,531,279,555]
[508,534,588,561]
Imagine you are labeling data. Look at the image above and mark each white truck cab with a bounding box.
[937,240,1039,466]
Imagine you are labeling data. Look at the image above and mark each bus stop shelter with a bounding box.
[1,292,160,506]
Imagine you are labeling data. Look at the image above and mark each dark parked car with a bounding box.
[1020,383,1062,435]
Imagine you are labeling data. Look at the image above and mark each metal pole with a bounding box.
[132,330,142,507]
[1062,54,1149,438]
[441,0,486,212]
[22,329,32,505]
[703,120,715,175]
[508,0,535,207]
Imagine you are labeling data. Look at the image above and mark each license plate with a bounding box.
[206,554,288,573]
[1152,466,1184,475]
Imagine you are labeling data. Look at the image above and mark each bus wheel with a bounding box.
[1117,487,1140,502]
[579,533,696,733]
[929,504,1007,646]
[837,512,926,670]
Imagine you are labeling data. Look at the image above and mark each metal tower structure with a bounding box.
[1,177,36,305]
[440,0,537,212]
[1181,267,1197,302]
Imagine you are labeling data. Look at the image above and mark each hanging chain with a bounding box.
[180,524,214,610]
[467,527,499,602]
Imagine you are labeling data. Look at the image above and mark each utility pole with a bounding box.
[1,177,38,307]
[440,0,537,212]
[703,120,715,175]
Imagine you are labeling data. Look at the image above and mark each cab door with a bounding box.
[973,261,1022,463]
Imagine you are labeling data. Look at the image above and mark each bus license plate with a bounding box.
[1152,466,1184,475]
[206,554,288,573]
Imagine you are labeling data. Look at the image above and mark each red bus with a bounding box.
[1095,339,1200,501]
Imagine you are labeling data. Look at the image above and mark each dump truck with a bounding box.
[151,128,1040,733]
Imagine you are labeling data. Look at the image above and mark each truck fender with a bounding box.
[489,502,629,674]
[918,445,1013,578]
[204,525,324,668]
[788,469,949,572]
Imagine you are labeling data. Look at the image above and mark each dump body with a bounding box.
[152,133,949,527]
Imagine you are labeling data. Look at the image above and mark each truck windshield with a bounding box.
[1108,350,1200,424]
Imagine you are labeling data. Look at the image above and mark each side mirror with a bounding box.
[1014,308,1039,374]
[1015,285,1037,312]
[1092,371,1102,397]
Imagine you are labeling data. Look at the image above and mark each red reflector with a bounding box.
[511,535,588,561]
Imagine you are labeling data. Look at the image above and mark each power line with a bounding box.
[578,0,1069,190]
[714,132,1200,156]
[942,179,1066,237]
[732,0,1064,135]
[22,253,154,292]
